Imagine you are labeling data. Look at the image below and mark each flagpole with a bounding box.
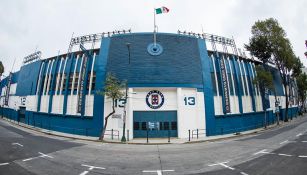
[154,8,156,47]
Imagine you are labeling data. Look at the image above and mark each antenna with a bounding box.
[11,58,16,73]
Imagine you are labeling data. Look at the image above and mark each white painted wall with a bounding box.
[103,87,206,139]
[66,94,94,116]
[52,95,64,114]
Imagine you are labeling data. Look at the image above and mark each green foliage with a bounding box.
[96,73,125,100]
[245,18,301,121]
[297,72,307,109]
[97,72,125,140]
[291,57,303,78]
[253,65,274,91]
[0,61,4,77]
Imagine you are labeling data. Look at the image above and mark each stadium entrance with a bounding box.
[133,111,177,138]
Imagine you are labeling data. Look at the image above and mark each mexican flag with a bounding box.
[155,7,169,14]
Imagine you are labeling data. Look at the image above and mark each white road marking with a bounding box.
[278,153,293,157]
[142,170,175,175]
[12,143,23,147]
[241,172,249,175]
[22,157,35,162]
[81,164,105,170]
[79,171,89,175]
[0,163,9,166]
[301,141,307,143]
[280,140,288,144]
[253,149,275,155]
[208,161,229,167]
[38,152,53,159]
[298,155,307,158]
[23,152,53,162]
[208,161,235,170]
[280,140,296,144]
[296,133,303,137]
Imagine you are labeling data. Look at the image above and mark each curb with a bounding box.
[1,115,307,145]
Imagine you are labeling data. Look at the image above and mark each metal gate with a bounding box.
[133,111,177,138]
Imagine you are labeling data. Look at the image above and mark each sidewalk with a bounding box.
[1,115,306,145]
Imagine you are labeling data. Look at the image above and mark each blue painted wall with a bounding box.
[0,33,299,138]
[16,61,42,96]
[106,33,203,88]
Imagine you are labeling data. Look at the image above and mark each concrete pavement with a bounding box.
[0,115,307,174]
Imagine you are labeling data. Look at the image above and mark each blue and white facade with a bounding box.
[0,32,299,139]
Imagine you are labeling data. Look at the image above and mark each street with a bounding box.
[0,116,307,175]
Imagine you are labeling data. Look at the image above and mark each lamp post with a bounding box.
[121,42,131,142]
[275,98,280,125]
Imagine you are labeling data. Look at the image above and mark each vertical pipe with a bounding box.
[111,129,113,140]
[168,130,170,143]
[146,128,149,144]
[197,129,199,139]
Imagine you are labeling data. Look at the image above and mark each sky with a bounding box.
[0,0,306,76]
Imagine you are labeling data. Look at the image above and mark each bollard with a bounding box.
[146,129,149,143]
[111,129,114,140]
[127,130,129,141]
[168,130,170,143]
[197,129,199,139]
[188,130,191,141]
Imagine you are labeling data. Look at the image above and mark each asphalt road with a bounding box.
[0,116,307,175]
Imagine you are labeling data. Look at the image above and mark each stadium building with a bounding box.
[0,31,299,139]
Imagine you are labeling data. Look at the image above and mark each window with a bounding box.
[232,74,238,96]
[40,75,45,94]
[87,72,96,91]
[133,122,139,130]
[141,122,147,130]
[74,72,79,91]
[68,73,74,90]
[56,73,62,92]
[171,122,177,130]
[163,122,169,130]
[49,75,53,92]
[62,73,67,91]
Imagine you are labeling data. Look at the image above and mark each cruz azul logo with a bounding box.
[146,90,164,109]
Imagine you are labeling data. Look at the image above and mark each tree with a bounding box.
[0,61,4,78]
[253,65,274,126]
[245,18,299,122]
[97,73,125,140]
[253,65,274,91]
[297,72,307,114]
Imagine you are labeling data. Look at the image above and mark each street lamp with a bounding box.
[121,42,131,142]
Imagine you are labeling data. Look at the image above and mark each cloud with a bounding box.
[0,0,306,76]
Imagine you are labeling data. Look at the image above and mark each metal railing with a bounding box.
[104,129,120,140]
[192,129,206,139]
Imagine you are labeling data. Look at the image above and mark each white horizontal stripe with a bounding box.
[278,153,293,157]
[79,171,89,175]
[298,155,307,158]
[0,163,9,166]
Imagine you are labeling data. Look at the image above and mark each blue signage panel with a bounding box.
[77,45,89,114]
[220,58,231,113]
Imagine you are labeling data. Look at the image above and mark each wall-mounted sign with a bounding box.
[219,58,231,113]
[112,114,122,119]
[77,43,89,114]
[20,97,26,107]
[146,90,164,109]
